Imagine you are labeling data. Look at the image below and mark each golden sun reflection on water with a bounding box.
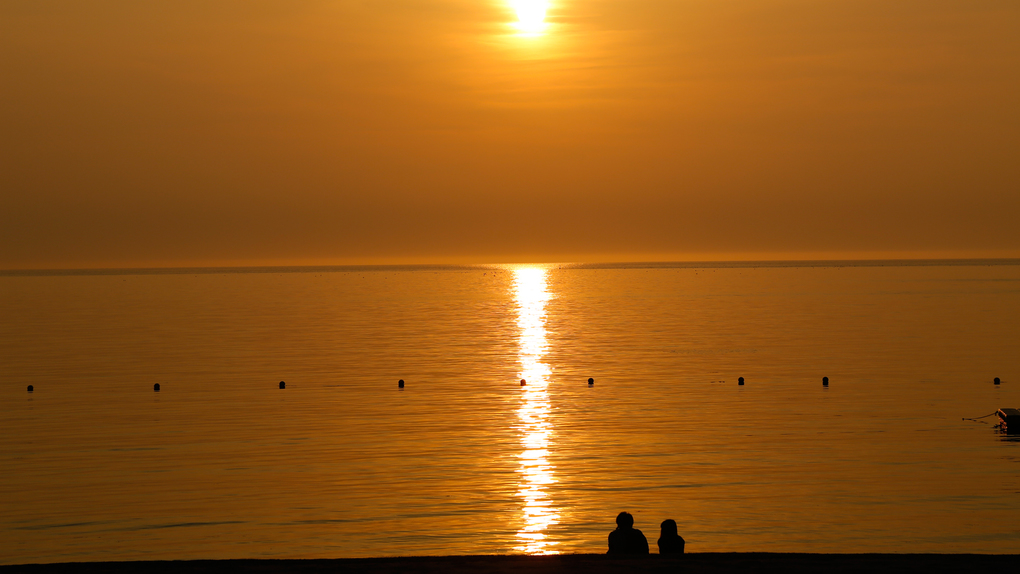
[512,267,559,554]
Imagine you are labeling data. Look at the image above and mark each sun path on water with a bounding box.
[512,267,559,554]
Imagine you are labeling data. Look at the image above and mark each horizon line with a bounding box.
[3,257,1019,277]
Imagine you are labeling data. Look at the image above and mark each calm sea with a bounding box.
[1,262,1019,563]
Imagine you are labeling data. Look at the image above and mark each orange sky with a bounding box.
[1,1,1017,268]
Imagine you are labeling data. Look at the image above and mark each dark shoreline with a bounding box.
[4,554,1018,574]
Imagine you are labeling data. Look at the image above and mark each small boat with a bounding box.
[997,408,1020,433]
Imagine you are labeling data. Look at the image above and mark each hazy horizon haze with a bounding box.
[2,1,1017,269]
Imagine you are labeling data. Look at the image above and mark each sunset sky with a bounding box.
[2,1,1017,268]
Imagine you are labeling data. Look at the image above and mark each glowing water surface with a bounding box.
[512,268,559,553]
[1,263,1019,563]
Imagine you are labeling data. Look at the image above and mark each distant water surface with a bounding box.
[1,262,1018,563]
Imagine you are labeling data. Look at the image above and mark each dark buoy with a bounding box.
[153,383,160,392]
[398,379,404,388]
[520,379,527,386]
[994,377,1001,385]
[738,377,744,386]
[279,381,286,389]
[27,385,34,392]
[822,376,829,387]
[588,377,594,386]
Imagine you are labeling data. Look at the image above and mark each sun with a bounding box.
[510,1,549,34]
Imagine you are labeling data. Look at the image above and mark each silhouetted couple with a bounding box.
[607,512,685,555]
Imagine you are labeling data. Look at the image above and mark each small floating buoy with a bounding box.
[27,385,33,392]
[588,377,594,386]
[398,379,404,388]
[822,376,829,386]
[520,379,526,386]
[154,383,160,392]
[738,377,744,386]
[994,377,1001,385]
[279,381,286,389]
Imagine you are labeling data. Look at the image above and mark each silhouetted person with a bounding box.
[657,519,685,555]
[607,511,649,555]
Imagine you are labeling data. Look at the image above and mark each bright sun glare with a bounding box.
[511,0,549,34]
[512,267,559,554]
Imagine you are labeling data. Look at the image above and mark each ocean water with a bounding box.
[1,262,1019,564]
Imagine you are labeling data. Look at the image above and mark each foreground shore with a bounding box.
[4,554,1018,574]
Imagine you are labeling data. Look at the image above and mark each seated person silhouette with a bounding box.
[607,511,649,555]
[657,519,685,554]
